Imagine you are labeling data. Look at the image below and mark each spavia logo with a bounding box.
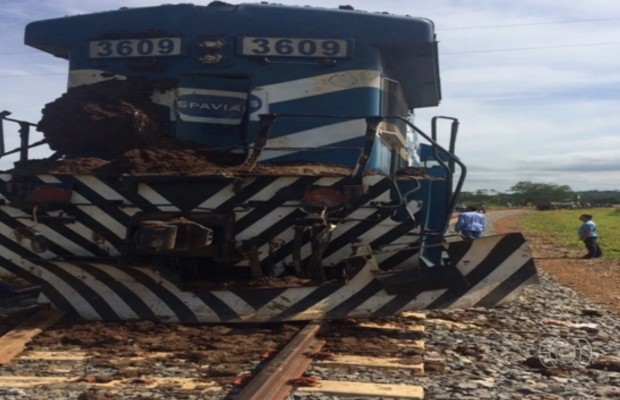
[177,94,262,119]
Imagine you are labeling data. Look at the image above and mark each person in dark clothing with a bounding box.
[578,214,602,258]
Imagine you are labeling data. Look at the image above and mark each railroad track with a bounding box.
[0,305,428,399]
[236,312,427,399]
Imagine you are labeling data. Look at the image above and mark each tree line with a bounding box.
[457,181,620,208]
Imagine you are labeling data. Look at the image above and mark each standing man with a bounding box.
[455,206,486,239]
[578,214,603,258]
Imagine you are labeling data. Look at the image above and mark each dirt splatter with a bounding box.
[11,151,356,176]
[29,318,303,384]
[21,77,358,176]
[14,78,442,179]
[38,78,175,154]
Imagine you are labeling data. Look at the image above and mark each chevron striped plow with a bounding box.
[0,172,538,323]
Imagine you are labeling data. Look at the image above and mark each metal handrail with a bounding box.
[0,110,43,163]
[242,113,465,234]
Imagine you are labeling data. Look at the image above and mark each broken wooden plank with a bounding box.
[9,286,41,296]
[396,339,425,350]
[399,311,427,320]
[0,303,46,320]
[17,350,173,361]
[425,318,478,329]
[0,307,65,364]
[297,380,424,399]
[355,322,425,333]
[0,376,221,391]
[316,354,424,372]
[17,351,89,361]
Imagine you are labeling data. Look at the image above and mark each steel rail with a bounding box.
[234,320,325,400]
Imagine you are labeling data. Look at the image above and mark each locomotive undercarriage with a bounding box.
[127,214,362,285]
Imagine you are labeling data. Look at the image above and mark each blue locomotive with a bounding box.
[0,3,537,322]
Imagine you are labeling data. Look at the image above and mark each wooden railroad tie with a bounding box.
[297,380,424,399]
[0,307,65,364]
[0,376,222,391]
[294,314,426,399]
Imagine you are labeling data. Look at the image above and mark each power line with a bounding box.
[0,39,618,78]
[0,17,618,56]
[0,51,38,55]
[443,41,620,55]
[0,72,64,79]
[443,17,620,30]
[0,16,619,73]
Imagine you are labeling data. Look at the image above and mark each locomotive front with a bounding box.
[0,2,538,323]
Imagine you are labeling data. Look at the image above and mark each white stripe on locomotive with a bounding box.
[259,69,381,104]
[137,183,181,212]
[453,234,506,276]
[127,265,222,322]
[448,241,532,308]
[257,119,367,161]
[0,215,84,259]
[53,261,139,319]
[193,177,258,211]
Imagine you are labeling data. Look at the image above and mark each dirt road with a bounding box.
[494,209,620,313]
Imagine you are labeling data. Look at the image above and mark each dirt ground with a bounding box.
[494,211,620,313]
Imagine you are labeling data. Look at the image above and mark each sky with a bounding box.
[1,0,620,192]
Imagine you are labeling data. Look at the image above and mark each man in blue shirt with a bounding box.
[578,214,602,258]
[455,206,486,239]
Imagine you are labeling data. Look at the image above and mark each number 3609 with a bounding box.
[89,38,182,58]
[242,37,348,58]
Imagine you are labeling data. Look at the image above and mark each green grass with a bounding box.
[520,208,620,258]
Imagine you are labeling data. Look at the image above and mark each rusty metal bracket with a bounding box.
[242,241,263,279]
[351,117,382,180]
[305,209,337,281]
[238,114,278,172]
